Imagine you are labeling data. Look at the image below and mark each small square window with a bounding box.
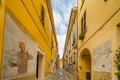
[52,39,54,48]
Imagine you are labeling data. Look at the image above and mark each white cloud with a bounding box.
[57,35,66,58]
[51,0,77,59]
[53,11,62,26]
[53,10,67,35]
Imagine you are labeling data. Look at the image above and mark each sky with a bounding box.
[51,0,77,59]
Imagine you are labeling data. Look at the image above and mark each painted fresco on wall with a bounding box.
[9,42,33,74]
[93,40,112,80]
[2,12,36,79]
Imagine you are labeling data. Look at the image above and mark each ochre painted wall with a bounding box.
[6,0,52,75]
[78,0,120,80]
[0,0,5,78]
[2,12,37,79]
[0,0,57,78]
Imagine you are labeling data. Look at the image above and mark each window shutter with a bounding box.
[81,10,86,33]
[41,5,44,25]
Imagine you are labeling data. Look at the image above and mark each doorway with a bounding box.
[36,51,44,80]
[79,48,91,80]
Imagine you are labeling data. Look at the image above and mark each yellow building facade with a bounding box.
[0,0,5,78]
[51,31,58,73]
[78,0,120,80]
[59,59,63,69]
[0,0,58,80]
[63,7,78,78]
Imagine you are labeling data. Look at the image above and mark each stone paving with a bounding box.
[44,69,76,80]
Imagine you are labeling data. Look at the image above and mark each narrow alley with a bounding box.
[44,69,76,80]
[0,0,120,80]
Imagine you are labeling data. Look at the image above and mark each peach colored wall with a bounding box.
[78,0,120,80]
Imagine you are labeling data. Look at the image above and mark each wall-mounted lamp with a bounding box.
[117,23,120,27]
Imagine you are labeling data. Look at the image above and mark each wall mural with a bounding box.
[93,40,112,80]
[9,42,33,74]
[2,12,36,79]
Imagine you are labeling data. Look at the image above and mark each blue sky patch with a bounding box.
[51,0,77,58]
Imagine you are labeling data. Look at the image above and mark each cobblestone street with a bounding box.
[44,69,76,80]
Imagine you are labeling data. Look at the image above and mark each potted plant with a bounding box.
[114,47,120,80]
[78,32,85,40]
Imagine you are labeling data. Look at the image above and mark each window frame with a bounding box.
[81,10,86,33]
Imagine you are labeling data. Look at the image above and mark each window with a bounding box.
[72,34,75,46]
[82,0,85,4]
[73,52,76,64]
[66,55,68,64]
[40,5,45,25]
[81,11,86,33]
[52,39,54,48]
[73,52,75,60]
[117,23,120,27]
[82,0,85,2]
[36,51,44,79]
[69,50,70,54]
[71,56,72,65]
[104,0,107,2]
[73,28,76,40]
[72,26,77,45]
[86,72,91,80]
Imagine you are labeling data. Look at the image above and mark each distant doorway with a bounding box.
[36,50,44,80]
[86,72,91,80]
[36,54,39,78]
